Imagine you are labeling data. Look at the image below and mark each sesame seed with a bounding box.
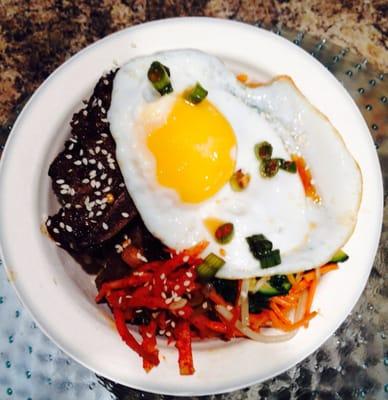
[101,107,106,114]
[101,173,107,180]
[165,298,173,305]
[97,99,102,107]
[109,164,116,170]
[186,271,193,278]
[60,189,67,195]
[161,292,167,299]
[89,159,96,165]
[226,305,233,311]
[101,133,108,137]
[101,149,108,155]
[178,310,185,316]
[135,309,143,314]
[183,256,189,263]
[171,321,176,328]
[165,331,172,337]
[83,110,88,116]
[79,149,84,156]
[183,280,190,287]
[174,285,180,291]
[102,186,110,192]
[46,219,51,226]
[146,332,153,339]
[88,211,94,218]
[119,183,125,188]
[101,118,108,123]
[56,179,65,184]
[160,273,166,280]
[108,177,113,185]
[159,329,165,335]
[103,79,109,85]
[96,140,103,145]
[95,146,101,154]
[96,211,102,216]
[115,244,123,253]
[70,138,77,143]
[121,212,129,218]
[53,228,59,234]
[95,191,101,196]
[65,203,71,209]
[97,161,104,170]
[202,302,208,309]
[68,143,74,150]
[74,160,82,166]
[65,154,72,159]
[118,297,122,305]
[95,181,101,189]
[66,225,73,232]
[88,149,95,156]
[82,158,88,165]
[82,178,90,184]
[61,184,69,189]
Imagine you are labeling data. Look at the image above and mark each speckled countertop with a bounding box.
[0,0,387,128]
[0,2,387,400]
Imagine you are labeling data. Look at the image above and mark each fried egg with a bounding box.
[108,50,361,278]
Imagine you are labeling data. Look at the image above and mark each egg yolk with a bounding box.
[147,96,236,203]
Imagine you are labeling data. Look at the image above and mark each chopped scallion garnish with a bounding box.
[246,234,282,269]
[215,223,234,244]
[185,82,208,104]
[230,169,250,191]
[259,250,281,268]
[279,159,297,173]
[197,253,225,280]
[255,141,273,160]
[260,158,280,178]
[147,61,173,95]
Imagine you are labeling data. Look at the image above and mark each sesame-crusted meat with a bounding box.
[46,70,138,251]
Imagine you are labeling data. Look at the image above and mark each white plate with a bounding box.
[0,18,383,396]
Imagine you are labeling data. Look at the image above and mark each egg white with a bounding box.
[108,50,361,278]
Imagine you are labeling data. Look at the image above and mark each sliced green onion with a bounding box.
[279,159,297,173]
[147,61,173,95]
[260,158,280,178]
[259,249,281,268]
[254,141,273,160]
[185,82,208,104]
[215,223,234,244]
[197,253,225,280]
[246,234,282,268]
[230,169,250,191]
[330,249,349,263]
[246,234,273,259]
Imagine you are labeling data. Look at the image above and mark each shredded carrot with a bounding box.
[304,275,318,327]
[270,302,293,326]
[271,296,295,309]
[290,278,310,294]
[287,274,296,285]
[304,263,338,281]
[283,312,318,331]
[292,155,320,203]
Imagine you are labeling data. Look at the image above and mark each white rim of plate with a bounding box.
[0,17,383,396]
